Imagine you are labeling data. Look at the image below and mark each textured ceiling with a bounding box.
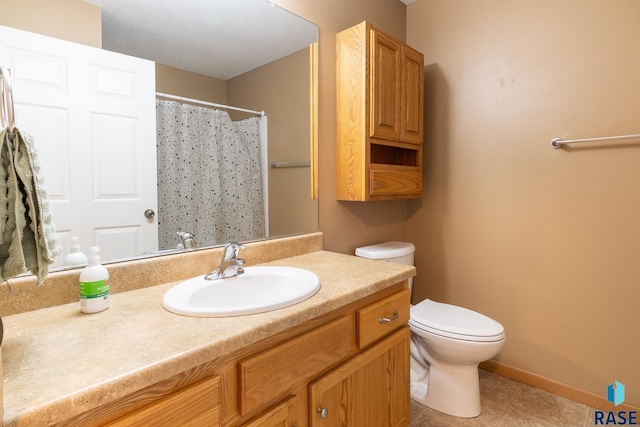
[83,0,318,80]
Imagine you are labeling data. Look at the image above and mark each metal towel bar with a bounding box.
[0,65,15,131]
[551,133,640,149]
[269,160,310,168]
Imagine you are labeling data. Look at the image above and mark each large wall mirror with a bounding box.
[0,0,318,271]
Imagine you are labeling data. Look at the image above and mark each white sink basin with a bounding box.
[162,266,321,317]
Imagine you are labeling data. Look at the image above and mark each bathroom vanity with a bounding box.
[0,234,414,426]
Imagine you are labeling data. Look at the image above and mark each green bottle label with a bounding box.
[79,278,110,299]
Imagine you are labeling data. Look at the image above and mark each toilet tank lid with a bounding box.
[355,241,415,259]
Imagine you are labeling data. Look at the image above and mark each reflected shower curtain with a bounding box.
[156,99,265,250]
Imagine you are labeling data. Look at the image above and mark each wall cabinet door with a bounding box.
[369,29,424,146]
[401,45,424,145]
[308,327,410,427]
[370,29,402,142]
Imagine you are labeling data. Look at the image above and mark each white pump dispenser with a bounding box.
[78,246,110,313]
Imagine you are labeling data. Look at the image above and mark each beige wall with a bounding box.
[406,0,640,406]
[156,64,227,103]
[0,0,101,47]
[228,48,318,237]
[276,0,409,255]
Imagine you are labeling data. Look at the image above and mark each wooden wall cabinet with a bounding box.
[69,286,410,427]
[337,21,424,201]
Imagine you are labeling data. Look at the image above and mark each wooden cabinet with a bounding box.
[337,21,424,201]
[73,284,409,427]
[309,328,410,427]
[237,287,409,427]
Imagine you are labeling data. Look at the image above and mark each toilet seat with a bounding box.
[410,299,505,342]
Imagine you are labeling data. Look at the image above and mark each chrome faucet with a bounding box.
[205,242,246,280]
[177,231,197,250]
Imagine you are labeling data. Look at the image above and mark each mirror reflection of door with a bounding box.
[0,25,158,265]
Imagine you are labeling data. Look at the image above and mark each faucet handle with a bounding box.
[177,231,197,250]
[223,241,245,261]
[205,242,246,280]
[225,241,244,249]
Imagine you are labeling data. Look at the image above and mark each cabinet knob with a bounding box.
[317,406,329,419]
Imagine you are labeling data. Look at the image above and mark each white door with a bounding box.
[0,25,158,266]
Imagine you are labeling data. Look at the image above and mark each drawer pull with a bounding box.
[317,406,329,419]
[379,310,399,324]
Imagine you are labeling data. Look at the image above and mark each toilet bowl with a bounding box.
[355,241,506,418]
[409,299,505,417]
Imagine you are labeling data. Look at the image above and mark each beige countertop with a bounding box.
[1,250,415,426]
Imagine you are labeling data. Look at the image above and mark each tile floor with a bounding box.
[410,370,601,426]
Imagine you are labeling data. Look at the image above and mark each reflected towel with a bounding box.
[0,127,60,284]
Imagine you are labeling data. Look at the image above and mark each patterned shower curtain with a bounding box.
[156,99,265,250]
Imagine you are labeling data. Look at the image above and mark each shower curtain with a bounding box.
[156,99,265,250]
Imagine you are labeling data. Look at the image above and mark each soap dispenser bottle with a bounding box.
[63,236,88,268]
[79,246,110,314]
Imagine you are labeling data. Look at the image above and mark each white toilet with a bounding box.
[355,241,506,418]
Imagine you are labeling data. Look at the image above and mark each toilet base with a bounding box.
[410,359,482,418]
[410,353,429,402]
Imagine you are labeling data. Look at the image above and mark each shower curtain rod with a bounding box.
[156,92,264,117]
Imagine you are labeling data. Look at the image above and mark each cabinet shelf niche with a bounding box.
[370,143,420,168]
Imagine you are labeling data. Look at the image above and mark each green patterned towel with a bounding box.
[0,127,60,284]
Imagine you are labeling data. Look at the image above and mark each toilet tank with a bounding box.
[355,241,415,290]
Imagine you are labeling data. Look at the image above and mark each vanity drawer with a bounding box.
[241,395,297,427]
[109,375,221,426]
[357,288,410,348]
[238,315,356,416]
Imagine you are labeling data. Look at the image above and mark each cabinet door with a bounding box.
[309,328,410,427]
[369,28,402,142]
[401,45,424,145]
